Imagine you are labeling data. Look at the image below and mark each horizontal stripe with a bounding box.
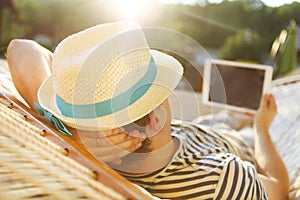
[123,123,267,199]
[147,180,217,193]
[170,189,215,200]
[156,173,219,185]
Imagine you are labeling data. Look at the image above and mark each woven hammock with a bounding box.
[0,93,150,200]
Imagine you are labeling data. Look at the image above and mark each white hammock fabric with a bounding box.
[0,98,125,200]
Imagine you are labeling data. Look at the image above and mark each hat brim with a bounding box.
[38,50,183,131]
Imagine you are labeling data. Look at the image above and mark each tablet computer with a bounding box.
[202,59,273,114]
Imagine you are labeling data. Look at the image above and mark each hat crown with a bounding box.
[52,22,151,105]
[38,22,183,130]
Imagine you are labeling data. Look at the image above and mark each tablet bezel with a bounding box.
[202,59,273,114]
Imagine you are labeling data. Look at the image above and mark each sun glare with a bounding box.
[112,0,151,20]
[159,0,201,4]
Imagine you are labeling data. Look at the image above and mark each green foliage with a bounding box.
[0,8,20,55]
[0,0,300,62]
[219,29,264,62]
[273,20,297,77]
[15,0,106,46]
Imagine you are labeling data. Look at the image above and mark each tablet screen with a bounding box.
[203,59,273,113]
[210,64,265,109]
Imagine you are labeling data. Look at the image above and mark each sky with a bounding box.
[159,0,300,7]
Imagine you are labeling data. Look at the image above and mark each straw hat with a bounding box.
[38,22,183,131]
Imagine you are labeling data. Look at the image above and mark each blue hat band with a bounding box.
[56,57,157,119]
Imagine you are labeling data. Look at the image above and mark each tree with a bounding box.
[219,29,264,63]
[0,0,19,56]
[272,20,297,77]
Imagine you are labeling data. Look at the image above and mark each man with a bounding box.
[7,22,289,199]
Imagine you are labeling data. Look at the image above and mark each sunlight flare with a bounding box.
[112,0,152,20]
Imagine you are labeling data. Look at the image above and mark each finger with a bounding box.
[91,141,142,162]
[261,94,270,106]
[82,132,129,148]
[78,128,125,139]
[98,129,146,146]
[128,130,147,139]
[108,131,146,145]
[269,94,275,105]
[111,137,143,153]
[77,129,111,139]
[244,112,255,117]
[83,131,145,148]
[94,127,131,138]
[104,132,130,146]
[89,136,143,156]
[108,159,122,165]
[104,129,146,145]
[111,127,125,135]
[269,94,277,110]
[102,142,142,163]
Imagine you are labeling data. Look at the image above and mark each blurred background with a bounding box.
[1,0,300,91]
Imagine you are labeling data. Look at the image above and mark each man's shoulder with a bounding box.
[171,120,210,133]
[171,120,221,141]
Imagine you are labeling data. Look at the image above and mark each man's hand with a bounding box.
[6,39,52,109]
[254,94,278,132]
[77,128,146,165]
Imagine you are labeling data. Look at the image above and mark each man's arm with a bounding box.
[6,39,52,110]
[6,39,145,164]
[254,94,289,200]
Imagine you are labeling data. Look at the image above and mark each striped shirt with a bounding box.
[122,123,268,199]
